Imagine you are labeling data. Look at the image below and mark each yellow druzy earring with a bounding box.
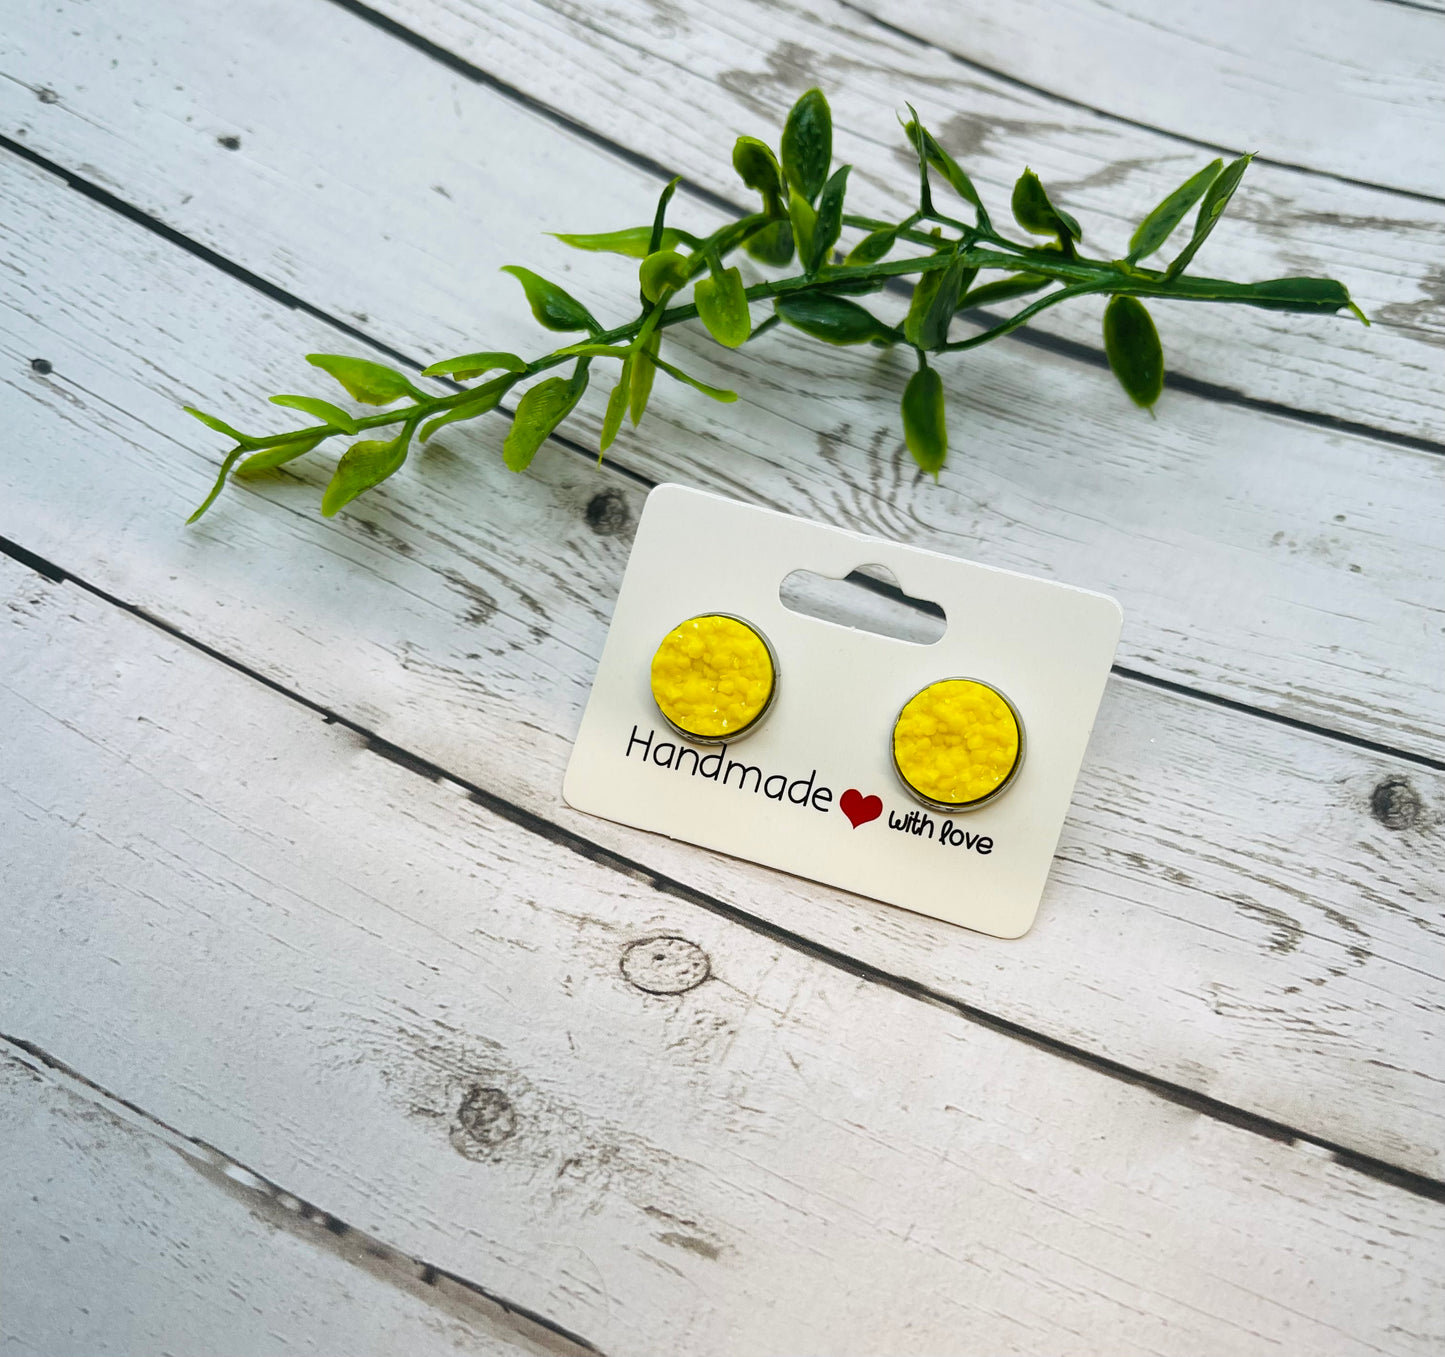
[650,614,778,744]
[891,678,1024,812]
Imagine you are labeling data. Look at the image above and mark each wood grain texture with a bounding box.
[2,147,1442,1175]
[1,0,1441,447]
[2,558,1442,1357]
[0,0,1440,750]
[848,0,1445,197]
[0,1047,582,1357]
[360,0,1444,443]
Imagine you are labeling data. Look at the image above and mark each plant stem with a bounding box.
[236,205,1350,459]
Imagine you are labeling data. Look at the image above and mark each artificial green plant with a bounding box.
[185,88,1363,520]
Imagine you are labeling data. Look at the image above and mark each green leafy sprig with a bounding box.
[186,89,1365,519]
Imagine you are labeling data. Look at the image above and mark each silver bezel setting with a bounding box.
[651,613,780,747]
[890,676,1026,814]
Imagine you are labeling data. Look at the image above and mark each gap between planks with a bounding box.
[5,2,1440,746]
[0,1033,602,1357]
[319,0,1445,456]
[4,559,1442,1354]
[0,136,1439,768]
[3,540,1441,1203]
[829,0,1445,204]
[317,0,1443,444]
[8,122,1439,464]
[5,45,1439,1179]
[5,0,1441,451]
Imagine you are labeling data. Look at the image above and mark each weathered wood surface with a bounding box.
[2,0,1440,754]
[3,147,1443,1179]
[4,0,1443,1348]
[846,0,1445,196]
[0,1046,580,1357]
[361,0,1445,442]
[2,0,1442,448]
[3,557,1442,1357]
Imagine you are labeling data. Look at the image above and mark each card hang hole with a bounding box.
[779,563,946,645]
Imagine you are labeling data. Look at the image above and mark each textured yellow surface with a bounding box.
[893,679,1021,807]
[650,615,775,739]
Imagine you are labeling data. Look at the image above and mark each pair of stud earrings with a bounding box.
[649,613,1025,813]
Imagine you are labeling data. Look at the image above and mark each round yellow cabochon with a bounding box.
[650,615,775,740]
[892,678,1021,808]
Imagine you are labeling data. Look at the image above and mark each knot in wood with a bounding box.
[452,1084,517,1156]
[1370,777,1421,831]
[621,936,711,994]
[585,489,630,537]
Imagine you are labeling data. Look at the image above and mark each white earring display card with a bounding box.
[563,484,1122,938]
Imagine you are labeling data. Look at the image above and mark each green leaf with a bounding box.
[788,189,817,274]
[901,366,947,477]
[418,373,518,442]
[420,351,527,380]
[781,88,832,203]
[904,255,974,350]
[268,394,359,434]
[182,406,255,445]
[550,226,700,258]
[630,330,661,426]
[305,354,417,406]
[1102,295,1164,411]
[1165,153,1252,279]
[1227,276,1361,316]
[652,354,738,402]
[1010,169,1082,249]
[186,444,247,523]
[648,177,681,256]
[504,362,590,473]
[639,249,693,303]
[901,105,933,215]
[748,313,782,343]
[1149,274,1363,318]
[600,356,632,455]
[695,265,752,348]
[1126,159,1222,265]
[500,265,600,333]
[957,273,1049,310]
[744,218,795,267]
[774,294,897,346]
[733,137,786,210]
[235,433,327,476]
[813,271,887,297]
[905,117,988,222]
[845,227,897,265]
[807,164,850,272]
[321,431,411,516]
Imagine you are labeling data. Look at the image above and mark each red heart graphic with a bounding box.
[839,789,883,828]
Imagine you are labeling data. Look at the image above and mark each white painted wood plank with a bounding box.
[2,0,1439,447]
[1,0,1440,750]
[851,0,1445,197]
[366,0,1444,443]
[1,147,1442,1176]
[0,1047,581,1357]
[2,559,1442,1356]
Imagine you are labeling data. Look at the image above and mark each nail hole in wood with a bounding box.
[217,134,242,150]
[37,88,59,104]
[30,358,52,375]
[585,489,630,536]
[1371,778,1421,831]
[621,936,711,995]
